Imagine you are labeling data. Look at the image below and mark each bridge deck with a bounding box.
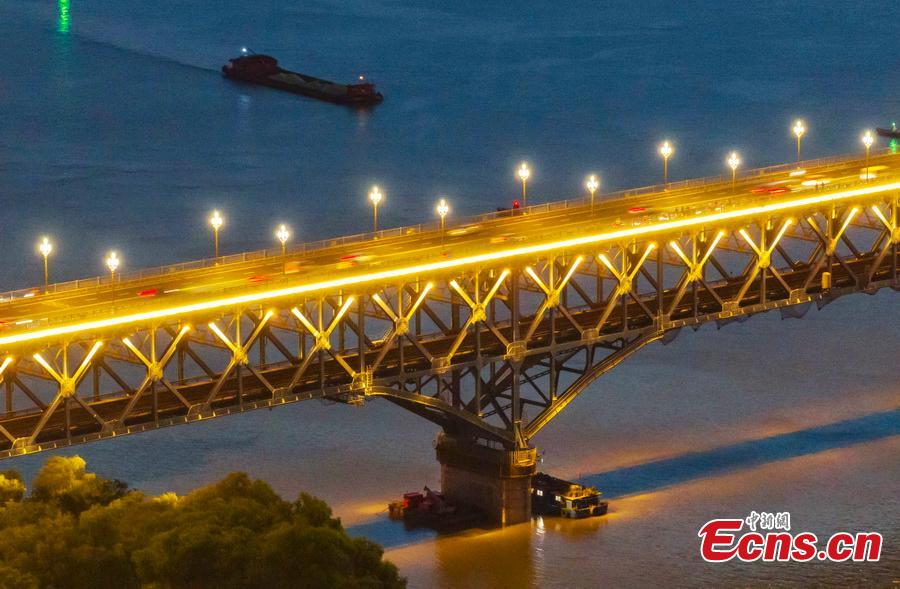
[0,151,896,457]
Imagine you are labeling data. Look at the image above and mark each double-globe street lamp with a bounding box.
[659,140,674,187]
[368,186,384,233]
[436,197,450,247]
[862,130,875,181]
[38,237,53,289]
[210,210,224,257]
[585,174,599,212]
[517,162,531,208]
[727,151,741,190]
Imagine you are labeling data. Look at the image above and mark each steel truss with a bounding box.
[0,194,896,458]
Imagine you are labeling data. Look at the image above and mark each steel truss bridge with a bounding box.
[0,153,896,463]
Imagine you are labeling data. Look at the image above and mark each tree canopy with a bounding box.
[0,456,404,589]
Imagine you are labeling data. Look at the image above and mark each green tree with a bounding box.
[31,456,128,514]
[0,456,405,588]
[0,469,25,503]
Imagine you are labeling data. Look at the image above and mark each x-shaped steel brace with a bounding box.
[524,256,584,340]
[203,310,274,404]
[867,204,899,283]
[287,297,356,390]
[370,283,434,370]
[118,325,192,424]
[0,357,16,444]
[444,269,510,362]
[29,342,104,444]
[872,200,900,244]
[0,356,14,386]
[734,218,794,303]
[594,243,656,332]
[871,203,899,244]
[667,231,726,315]
[802,208,859,290]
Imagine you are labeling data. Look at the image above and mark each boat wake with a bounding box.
[3,1,225,73]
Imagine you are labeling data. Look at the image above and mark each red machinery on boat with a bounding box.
[222,52,383,106]
[388,487,485,531]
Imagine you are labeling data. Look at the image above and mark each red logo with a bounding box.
[699,513,882,563]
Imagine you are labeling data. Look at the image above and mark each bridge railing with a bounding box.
[0,149,887,304]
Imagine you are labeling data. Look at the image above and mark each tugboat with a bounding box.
[531,473,608,518]
[388,487,485,532]
[222,50,383,106]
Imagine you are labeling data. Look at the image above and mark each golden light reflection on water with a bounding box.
[388,437,899,588]
[543,386,900,486]
[342,499,394,525]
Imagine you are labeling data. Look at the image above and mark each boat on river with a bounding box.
[222,53,383,106]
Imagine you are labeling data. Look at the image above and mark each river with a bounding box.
[0,1,897,586]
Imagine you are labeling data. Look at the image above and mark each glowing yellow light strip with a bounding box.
[0,180,897,348]
[0,356,13,377]
[32,352,63,382]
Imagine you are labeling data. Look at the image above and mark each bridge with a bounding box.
[0,151,896,524]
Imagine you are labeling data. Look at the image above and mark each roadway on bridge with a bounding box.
[0,152,895,346]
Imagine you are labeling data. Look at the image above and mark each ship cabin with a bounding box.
[531,473,607,519]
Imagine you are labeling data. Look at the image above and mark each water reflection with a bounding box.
[433,526,535,589]
[537,513,608,540]
[57,0,71,34]
[355,106,370,132]
[580,408,900,499]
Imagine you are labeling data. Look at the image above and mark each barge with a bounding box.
[877,123,899,139]
[388,487,485,532]
[531,473,608,518]
[222,52,383,106]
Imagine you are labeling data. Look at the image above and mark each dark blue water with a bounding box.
[2,0,898,287]
[1,2,898,587]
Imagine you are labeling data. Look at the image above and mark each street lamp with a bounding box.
[585,174,599,212]
[276,224,290,256]
[209,210,224,257]
[517,162,531,208]
[106,251,120,306]
[659,141,674,187]
[368,185,383,233]
[727,151,741,190]
[792,119,806,164]
[862,130,875,181]
[436,197,449,247]
[38,237,53,289]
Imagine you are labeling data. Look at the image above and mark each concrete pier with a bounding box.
[435,432,537,526]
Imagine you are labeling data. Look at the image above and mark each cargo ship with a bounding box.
[222,52,383,106]
[531,473,608,518]
[877,122,899,139]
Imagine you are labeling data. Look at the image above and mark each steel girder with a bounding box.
[0,194,896,458]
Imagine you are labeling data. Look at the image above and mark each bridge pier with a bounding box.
[435,432,537,526]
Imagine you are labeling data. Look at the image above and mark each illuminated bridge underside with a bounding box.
[0,193,896,458]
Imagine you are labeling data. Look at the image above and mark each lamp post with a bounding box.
[792,119,806,165]
[210,210,224,257]
[276,224,290,274]
[368,186,383,233]
[862,130,874,181]
[727,151,741,191]
[276,224,290,256]
[38,237,53,290]
[585,174,599,212]
[659,141,674,187]
[517,162,531,209]
[106,251,120,307]
[436,197,449,248]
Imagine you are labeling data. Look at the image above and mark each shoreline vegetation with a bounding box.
[0,456,405,589]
